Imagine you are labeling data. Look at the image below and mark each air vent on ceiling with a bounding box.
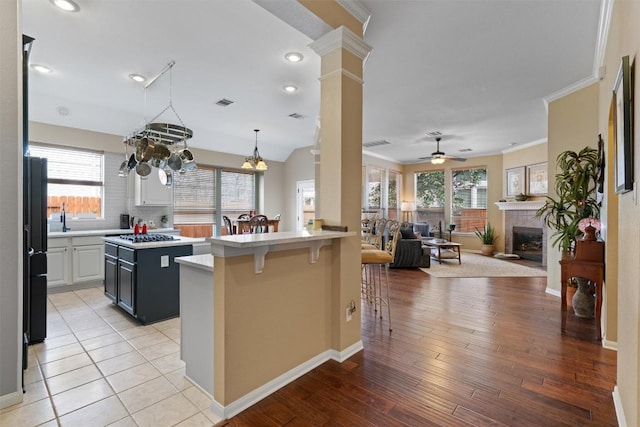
[363,139,391,148]
[459,148,473,152]
[425,131,442,137]
[289,113,305,119]
[215,98,234,107]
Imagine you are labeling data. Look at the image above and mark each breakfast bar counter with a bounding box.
[175,229,359,419]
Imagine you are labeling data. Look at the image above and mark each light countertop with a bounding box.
[103,235,206,249]
[175,254,214,272]
[49,228,177,238]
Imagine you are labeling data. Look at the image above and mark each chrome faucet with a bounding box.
[61,202,69,232]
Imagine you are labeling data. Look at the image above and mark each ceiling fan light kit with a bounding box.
[422,136,467,164]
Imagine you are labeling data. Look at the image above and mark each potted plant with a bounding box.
[160,214,169,228]
[535,146,601,255]
[475,222,498,256]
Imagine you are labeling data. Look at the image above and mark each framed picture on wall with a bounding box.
[527,162,548,195]
[505,166,525,197]
[613,55,633,193]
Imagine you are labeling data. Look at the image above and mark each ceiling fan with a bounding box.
[419,137,467,164]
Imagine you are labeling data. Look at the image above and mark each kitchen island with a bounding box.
[103,234,204,324]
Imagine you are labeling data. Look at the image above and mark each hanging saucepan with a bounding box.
[136,162,151,177]
[127,153,137,170]
[135,137,156,162]
[118,143,129,177]
[150,157,166,169]
[152,143,171,161]
[158,166,173,187]
[167,152,182,171]
[178,148,193,162]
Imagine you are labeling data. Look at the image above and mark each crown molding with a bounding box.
[594,0,614,79]
[336,0,372,35]
[501,138,547,154]
[309,25,373,60]
[543,75,600,111]
[542,0,613,111]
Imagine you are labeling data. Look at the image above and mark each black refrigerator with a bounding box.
[23,156,48,348]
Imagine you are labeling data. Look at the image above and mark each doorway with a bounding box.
[296,180,315,230]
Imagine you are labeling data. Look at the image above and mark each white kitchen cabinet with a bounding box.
[47,236,105,288]
[133,173,172,206]
[47,246,69,288]
[72,244,104,283]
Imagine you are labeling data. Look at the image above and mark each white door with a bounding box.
[296,180,315,231]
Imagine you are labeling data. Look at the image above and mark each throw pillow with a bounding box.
[400,228,415,240]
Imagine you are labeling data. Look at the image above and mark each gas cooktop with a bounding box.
[119,233,176,243]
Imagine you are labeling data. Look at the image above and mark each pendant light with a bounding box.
[241,129,268,171]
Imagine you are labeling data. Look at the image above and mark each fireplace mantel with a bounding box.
[495,201,545,211]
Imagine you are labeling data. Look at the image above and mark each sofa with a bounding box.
[389,223,430,269]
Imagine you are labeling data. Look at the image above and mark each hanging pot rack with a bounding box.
[121,61,196,182]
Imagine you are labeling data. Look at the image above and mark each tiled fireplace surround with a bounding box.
[502,205,547,267]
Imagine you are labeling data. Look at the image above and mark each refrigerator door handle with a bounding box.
[28,247,34,256]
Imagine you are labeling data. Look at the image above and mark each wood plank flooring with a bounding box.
[219,268,617,426]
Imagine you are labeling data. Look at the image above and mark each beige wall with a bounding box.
[546,85,599,294]
[214,246,334,404]
[283,146,316,232]
[600,1,640,424]
[402,154,504,252]
[502,141,548,200]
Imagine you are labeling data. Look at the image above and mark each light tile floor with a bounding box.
[1,287,222,427]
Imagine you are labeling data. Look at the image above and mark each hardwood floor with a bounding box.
[220,269,617,426]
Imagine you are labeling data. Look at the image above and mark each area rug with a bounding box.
[420,250,547,278]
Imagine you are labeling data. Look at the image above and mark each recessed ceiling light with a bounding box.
[283,85,298,93]
[57,106,70,116]
[285,52,303,63]
[31,64,53,74]
[50,0,80,12]
[128,74,146,83]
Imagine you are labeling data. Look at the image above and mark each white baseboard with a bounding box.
[545,287,560,298]
[210,340,364,420]
[601,338,617,351]
[612,386,628,427]
[0,390,22,410]
[48,281,102,294]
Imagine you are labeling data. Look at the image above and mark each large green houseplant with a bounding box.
[535,146,601,253]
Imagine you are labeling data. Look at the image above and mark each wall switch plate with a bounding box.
[346,307,352,322]
[160,255,169,268]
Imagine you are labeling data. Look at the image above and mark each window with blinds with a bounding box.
[451,167,488,232]
[173,165,215,224]
[28,144,104,218]
[220,169,255,217]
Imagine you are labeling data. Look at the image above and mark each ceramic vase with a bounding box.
[571,277,594,318]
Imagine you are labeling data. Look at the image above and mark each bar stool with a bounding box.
[361,219,399,331]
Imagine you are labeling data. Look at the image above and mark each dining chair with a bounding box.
[222,215,234,235]
[361,219,399,331]
[237,213,250,220]
[248,214,269,233]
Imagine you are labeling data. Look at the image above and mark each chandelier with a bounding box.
[241,129,268,171]
[118,61,195,186]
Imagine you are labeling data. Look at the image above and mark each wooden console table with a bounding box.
[559,238,604,341]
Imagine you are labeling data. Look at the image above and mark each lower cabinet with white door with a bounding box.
[47,235,104,290]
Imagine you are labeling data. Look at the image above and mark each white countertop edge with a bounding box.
[210,230,357,248]
[176,254,214,272]
[103,236,206,249]
[49,228,177,238]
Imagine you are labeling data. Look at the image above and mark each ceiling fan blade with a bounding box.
[443,155,467,162]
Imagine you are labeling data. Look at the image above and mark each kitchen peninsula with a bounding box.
[103,234,204,324]
[176,229,359,419]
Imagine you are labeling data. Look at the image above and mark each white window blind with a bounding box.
[28,144,104,218]
[221,169,255,215]
[173,166,215,224]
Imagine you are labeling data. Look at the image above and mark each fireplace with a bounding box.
[513,226,543,263]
